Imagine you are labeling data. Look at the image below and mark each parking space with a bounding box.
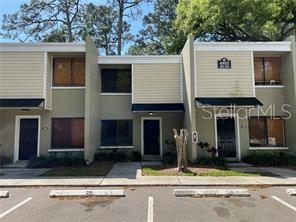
[0,186,296,222]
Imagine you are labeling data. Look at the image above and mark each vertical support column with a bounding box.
[84,36,100,162]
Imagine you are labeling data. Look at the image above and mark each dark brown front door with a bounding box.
[19,119,38,160]
[143,120,160,155]
[217,117,236,158]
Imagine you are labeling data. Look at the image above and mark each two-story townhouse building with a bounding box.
[1,36,295,163]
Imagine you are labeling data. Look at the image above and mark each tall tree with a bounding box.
[174,0,296,43]
[128,0,179,55]
[1,0,83,42]
[82,4,118,55]
[108,0,149,55]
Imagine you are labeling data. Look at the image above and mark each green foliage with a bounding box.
[174,0,296,44]
[94,151,111,162]
[128,0,182,55]
[162,152,177,165]
[196,157,227,167]
[130,151,142,161]
[81,3,132,55]
[94,150,141,162]
[28,155,85,168]
[1,0,83,42]
[0,155,12,166]
[108,151,129,162]
[243,151,296,166]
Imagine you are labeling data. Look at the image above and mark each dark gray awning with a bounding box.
[0,99,44,108]
[195,97,263,106]
[132,103,185,112]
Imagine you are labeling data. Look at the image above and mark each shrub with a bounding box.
[242,151,296,166]
[130,151,142,161]
[162,152,177,165]
[28,156,52,168]
[196,157,227,167]
[94,151,111,162]
[0,155,12,166]
[28,155,85,168]
[109,151,129,162]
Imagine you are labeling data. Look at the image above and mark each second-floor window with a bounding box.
[101,69,131,93]
[254,57,282,85]
[53,58,85,86]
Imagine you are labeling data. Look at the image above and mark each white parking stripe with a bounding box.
[272,196,296,212]
[147,196,153,222]
[0,197,32,219]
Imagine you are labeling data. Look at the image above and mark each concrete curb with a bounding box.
[174,189,250,197]
[1,183,296,188]
[287,189,296,196]
[0,191,9,198]
[49,190,125,198]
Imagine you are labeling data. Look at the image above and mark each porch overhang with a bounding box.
[195,97,263,107]
[132,103,185,112]
[0,99,45,108]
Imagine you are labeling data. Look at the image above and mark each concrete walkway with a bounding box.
[1,164,296,187]
[106,162,141,179]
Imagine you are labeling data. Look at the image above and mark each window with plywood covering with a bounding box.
[53,58,85,86]
[52,118,84,148]
[254,57,282,85]
[249,117,286,147]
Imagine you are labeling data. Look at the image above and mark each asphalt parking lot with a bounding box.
[0,186,296,222]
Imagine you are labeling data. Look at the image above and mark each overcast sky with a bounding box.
[0,0,153,53]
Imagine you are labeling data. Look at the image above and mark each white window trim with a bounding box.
[48,149,84,152]
[14,115,41,162]
[100,93,131,96]
[141,117,163,158]
[52,86,85,89]
[214,113,241,161]
[249,147,289,150]
[99,146,134,149]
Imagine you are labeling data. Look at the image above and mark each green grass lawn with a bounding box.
[142,166,273,177]
[39,161,114,177]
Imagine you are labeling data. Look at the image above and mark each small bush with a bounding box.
[196,157,227,167]
[94,151,111,162]
[0,155,12,166]
[130,151,142,161]
[243,151,296,166]
[28,155,85,168]
[109,151,129,162]
[28,156,52,168]
[162,152,177,165]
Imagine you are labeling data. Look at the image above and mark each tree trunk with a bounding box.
[173,129,188,172]
[117,1,124,55]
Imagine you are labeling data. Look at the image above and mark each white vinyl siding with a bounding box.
[133,63,181,103]
[0,52,45,98]
[195,51,254,97]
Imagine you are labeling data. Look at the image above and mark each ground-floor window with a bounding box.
[52,118,84,148]
[249,117,285,147]
[101,120,133,146]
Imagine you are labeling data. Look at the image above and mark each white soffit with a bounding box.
[0,42,86,52]
[98,55,182,64]
[194,42,291,52]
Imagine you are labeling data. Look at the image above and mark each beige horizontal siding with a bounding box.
[195,51,254,97]
[0,52,44,98]
[133,63,181,103]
